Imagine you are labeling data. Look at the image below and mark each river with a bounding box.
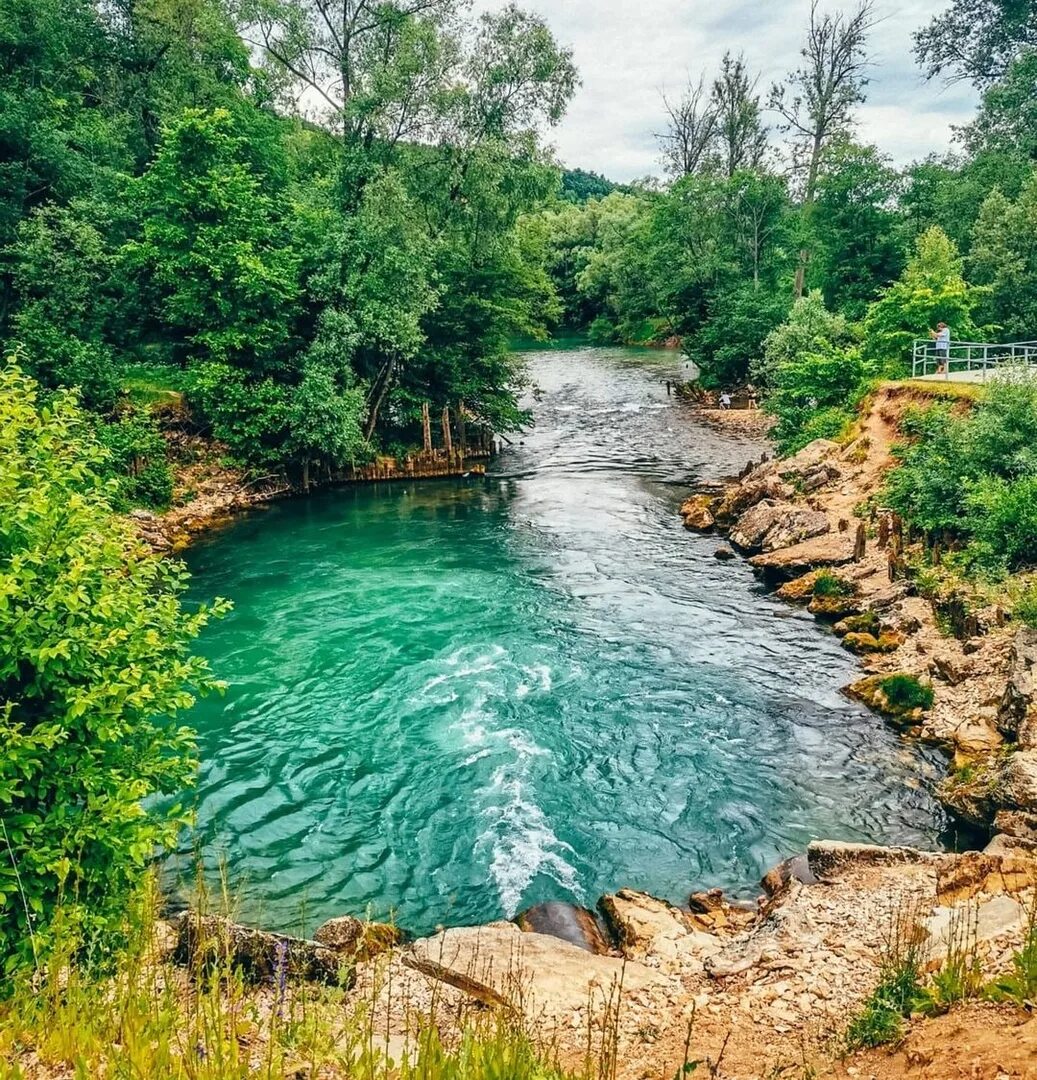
[178,345,945,935]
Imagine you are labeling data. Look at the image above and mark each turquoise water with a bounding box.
[179,347,945,934]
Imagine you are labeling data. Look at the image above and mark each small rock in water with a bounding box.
[714,547,736,561]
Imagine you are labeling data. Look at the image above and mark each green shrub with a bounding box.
[0,364,227,973]
[812,571,852,598]
[845,908,928,1050]
[1013,583,1037,629]
[883,377,1037,573]
[96,406,174,510]
[878,674,935,712]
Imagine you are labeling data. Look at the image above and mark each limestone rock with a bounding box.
[999,749,1037,812]
[833,612,881,638]
[922,895,1027,964]
[950,719,1004,758]
[313,915,400,959]
[679,494,716,531]
[515,901,612,955]
[714,472,794,524]
[729,500,830,555]
[749,534,855,579]
[841,630,905,655]
[174,914,344,985]
[713,547,736,561]
[808,594,862,619]
[806,841,941,881]
[994,808,1037,841]
[408,924,659,1015]
[984,833,1037,857]
[776,571,822,603]
[998,628,1037,747]
[776,439,840,482]
[598,889,721,967]
[936,850,1037,904]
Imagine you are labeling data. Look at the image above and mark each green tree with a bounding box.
[0,364,225,971]
[914,0,1037,84]
[809,140,904,318]
[970,175,1037,339]
[120,107,300,372]
[962,49,1037,160]
[862,226,983,371]
[7,202,121,410]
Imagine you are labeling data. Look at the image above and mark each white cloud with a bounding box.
[475,0,978,181]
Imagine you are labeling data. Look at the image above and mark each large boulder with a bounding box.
[714,471,795,523]
[1000,750,1037,812]
[679,494,716,531]
[776,439,841,483]
[515,901,612,955]
[313,914,401,960]
[748,534,854,579]
[406,923,661,1014]
[729,500,830,554]
[998,628,1037,748]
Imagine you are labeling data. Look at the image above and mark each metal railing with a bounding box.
[911,339,1037,379]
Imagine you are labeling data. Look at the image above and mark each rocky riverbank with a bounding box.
[679,385,1037,852]
[162,839,1036,1079]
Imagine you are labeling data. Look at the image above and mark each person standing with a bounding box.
[930,322,950,373]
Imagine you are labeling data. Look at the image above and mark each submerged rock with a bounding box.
[515,901,612,955]
[713,546,736,561]
[679,494,716,531]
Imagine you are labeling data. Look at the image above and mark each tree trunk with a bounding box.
[363,357,395,442]
[302,459,310,494]
[456,401,466,455]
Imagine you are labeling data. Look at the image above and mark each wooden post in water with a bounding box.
[441,406,453,459]
[422,402,432,454]
[456,400,467,458]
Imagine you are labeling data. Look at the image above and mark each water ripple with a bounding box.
[174,347,946,934]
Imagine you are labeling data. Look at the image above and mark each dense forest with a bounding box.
[1,0,578,500]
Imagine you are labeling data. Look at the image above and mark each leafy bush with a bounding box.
[0,364,226,972]
[878,674,935,712]
[845,908,928,1050]
[756,289,854,387]
[862,226,983,375]
[1013,583,1037,629]
[96,406,174,509]
[689,284,790,388]
[883,376,1037,572]
[764,343,869,454]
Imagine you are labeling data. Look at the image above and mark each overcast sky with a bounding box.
[476,0,976,181]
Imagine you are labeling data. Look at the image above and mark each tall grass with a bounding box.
[0,878,586,1080]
